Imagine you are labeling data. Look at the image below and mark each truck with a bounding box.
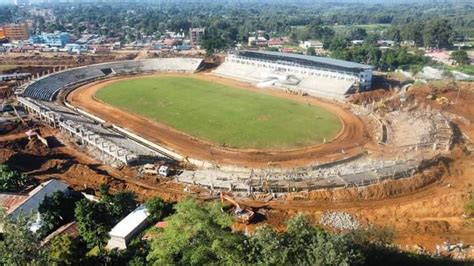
[141,164,172,177]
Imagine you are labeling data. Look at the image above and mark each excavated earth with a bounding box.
[2,78,473,257]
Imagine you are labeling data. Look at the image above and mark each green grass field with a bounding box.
[96,76,342,149]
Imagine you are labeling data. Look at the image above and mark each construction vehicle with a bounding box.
[140,163,172,177]
[220,192,255,224]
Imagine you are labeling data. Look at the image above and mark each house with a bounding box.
[268,38,285,48]
[248,36,268,47]
[300,40,324,50]
[0,179,69,232]
[41,221,79,246]
[106,205,149,250]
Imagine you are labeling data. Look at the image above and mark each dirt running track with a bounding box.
[67,73,368,168]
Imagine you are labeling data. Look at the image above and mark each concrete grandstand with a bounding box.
[15,56,454,194]
[213,50,373,100]
[18,58,203,166]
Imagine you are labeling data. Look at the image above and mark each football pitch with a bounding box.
[95,76,342,149]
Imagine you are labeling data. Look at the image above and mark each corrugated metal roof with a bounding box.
[109,205,149,238]
[41,221,79,246]
[240,50,373,70]
[8,179,69,220]
[0,193,28,211]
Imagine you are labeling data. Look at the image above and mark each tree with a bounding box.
[0,210,48,265]
[0,164,31,192]
[422,19,454,48]
[107,191,137,221]
[38,191,79,237]
[246,225,288,264]
[74,199,113,249]
[450,50,470,66]
[48,234,88,265]
[349,27,368,40]
[283,215,364,265]
[144,196,169,222]
[99,184,137,222]
[146,198,245,265]
[307,47,316,56]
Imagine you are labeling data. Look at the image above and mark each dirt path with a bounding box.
[67,73,369,168]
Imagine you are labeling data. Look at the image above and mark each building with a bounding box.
[189,28,205,45]
[30,32,70,47]
[1,23,29,41]
[106,205,149,250]
[268,38,285,48]
[300,40,324,50]
[248,36,268,47]
[0,179,69,232]
[222,50,373,91]
[41,221,79,246]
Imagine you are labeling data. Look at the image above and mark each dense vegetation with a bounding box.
[0,195,466,265]
[2,2,472,72]
[0,164,31,192]
[3,2,472,46]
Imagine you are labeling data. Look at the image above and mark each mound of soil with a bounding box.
[62,164,112,189]
[30,159,72,175]
[25,139,50,156]
[0,148,15,163]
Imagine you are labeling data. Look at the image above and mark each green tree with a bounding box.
[107,191,137,221]
[144,196,168,222]
[450,50,470,66]
[99,184,137,222]
[422,19,454,48]
[146,198,244,265]
[0,210,48,265]
[48,234,88,265]
[307,47,316,56]
[0,164,31,192]
[74,199,113,249]
[38,191,79,237]
[349,27,368,40]
[284,214,364,265]
[246,225,288,264]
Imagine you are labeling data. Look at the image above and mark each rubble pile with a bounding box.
[319,211,360,230]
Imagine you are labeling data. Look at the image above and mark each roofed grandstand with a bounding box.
[213,50,373,100]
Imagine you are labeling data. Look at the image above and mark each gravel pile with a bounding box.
[319,211,360,230]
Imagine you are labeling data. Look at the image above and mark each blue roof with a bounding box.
[241,50,373,70]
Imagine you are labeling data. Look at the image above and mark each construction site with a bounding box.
[0,53,473,259]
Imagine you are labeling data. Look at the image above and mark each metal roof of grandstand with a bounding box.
[241,50,373,70]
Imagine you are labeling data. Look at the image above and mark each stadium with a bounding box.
[16,52,453,194]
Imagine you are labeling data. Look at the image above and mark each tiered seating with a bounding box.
[213,61,354,100]
[23,67,105,101]
[140,58,203,72]
[22,58,204,101]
